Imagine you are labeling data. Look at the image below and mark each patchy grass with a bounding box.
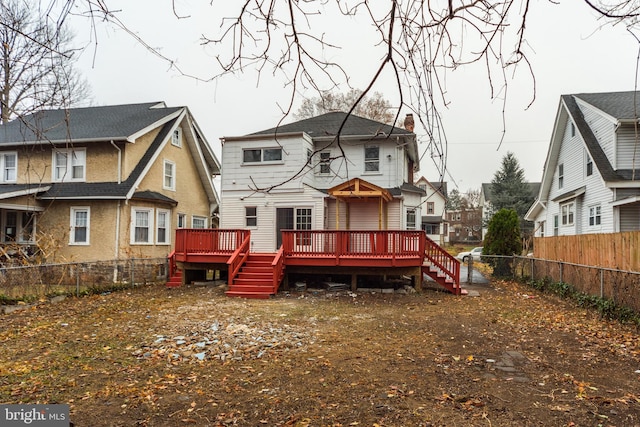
[1,281,640,426]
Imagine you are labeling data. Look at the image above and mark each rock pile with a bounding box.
[134,319,313,363]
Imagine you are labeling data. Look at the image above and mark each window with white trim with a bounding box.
[406,209,416,229]
[427,202,435,215]
[53,148,86,182]
[586,155,593,177]
[177,213,186,228]
[589,205,601,226]
[171,128,182,147]
[70,207,90,245]
[0,152,17,183]
[245,207,257,227]
[319,151,331,174]
[131,208,153,244]
[558,163,564,189]
[561,201,574,226]
[163,160,176,190]
[192,216,207,229]
[364,146,380,172]
[539,221,545,237]
[242,148,282,163]
[156,209,170,244]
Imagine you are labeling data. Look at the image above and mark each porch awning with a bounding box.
[327,178,393,202]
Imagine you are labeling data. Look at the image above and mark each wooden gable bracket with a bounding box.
[328,178,393,230]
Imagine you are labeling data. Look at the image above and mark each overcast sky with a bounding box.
[67,1,639,194]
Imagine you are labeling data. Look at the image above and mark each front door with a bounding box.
[276,208,294,250]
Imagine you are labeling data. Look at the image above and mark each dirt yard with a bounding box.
[1,278,640,426]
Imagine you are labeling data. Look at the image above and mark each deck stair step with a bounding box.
[226,253,283,299]
[166,269,183,288]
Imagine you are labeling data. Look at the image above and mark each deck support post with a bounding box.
[413,272,422,291]
[282,273,289,291]
[351,274,357,292]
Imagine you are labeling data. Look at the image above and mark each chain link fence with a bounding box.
[509,255,640,314]
[0,258,168,302]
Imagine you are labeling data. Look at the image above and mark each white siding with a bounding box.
[580,102,616,166]
[312,140,406,190]
[616,124,640,170]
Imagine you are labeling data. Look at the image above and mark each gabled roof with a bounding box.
[0,102,182,145]
[573,91,640,122]
[250,111,413,138]
[0,103,221,207]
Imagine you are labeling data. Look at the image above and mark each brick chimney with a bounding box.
[404,113,415,132]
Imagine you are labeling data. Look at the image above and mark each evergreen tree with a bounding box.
[446,188,462,211]
[489,152,533,234]
[483,208,522,276]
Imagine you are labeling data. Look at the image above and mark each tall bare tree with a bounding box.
[295,90,396,124]
[0,0,89,123]
[24,1,640,183]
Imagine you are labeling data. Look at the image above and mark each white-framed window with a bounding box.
[558,163,564,189]
[539,221,545,238]
[427,202,435,215]
[242,148,283,163]
[70,207,90,245]
[406,209,416,229]
[589,205,601,226]
[171,128,182,147]
[586,155,593,177]
[245,207,257,227]
[192,216,207,229]
[553,215,559,236]
[163,160,176,190]
[156,209,170,244]
[52,148,86,182]
[319,151,331,174]
[364,145,379,172]
[2,211,36,243]
[131,208,154,244]
[570,123,575,137]
[0,152,17,183]
[177,213,186,228]
[561,201,574,226]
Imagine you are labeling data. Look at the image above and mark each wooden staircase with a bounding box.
[166,269,183,288]
[226,253,283,299]
[422,238,466,295]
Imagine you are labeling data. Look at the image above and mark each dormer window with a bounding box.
[53,148,86,182]
[172,128,182,147]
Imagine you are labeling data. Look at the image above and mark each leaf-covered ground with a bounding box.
[1,279,640,426]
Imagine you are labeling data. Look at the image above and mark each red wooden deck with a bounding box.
[169,229,462,296]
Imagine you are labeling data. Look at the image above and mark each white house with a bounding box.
[415,177,448,244]
[526,91,640,236]
[219,112,424,252]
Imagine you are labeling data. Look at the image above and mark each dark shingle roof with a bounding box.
[0,102,182,145]
[563,95,623,182]
[38,118,177,200]
[574,91,640,121]
[250,112,412,138]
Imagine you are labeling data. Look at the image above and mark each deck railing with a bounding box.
[281,230,426,259]
[424,236,460,288]
[227,231,251,285]
[175,229,250,256]
[272,246,285,292]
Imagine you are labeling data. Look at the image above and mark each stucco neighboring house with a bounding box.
[0,102,220,263]
[415,177,448,244]
[219,112,425,252]
[481,182,540,239]
[525,91,640,236]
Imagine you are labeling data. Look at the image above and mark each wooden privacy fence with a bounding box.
[512,256,640,314]
[533,232,640,271]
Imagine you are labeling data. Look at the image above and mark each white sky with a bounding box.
[67,1,639,194]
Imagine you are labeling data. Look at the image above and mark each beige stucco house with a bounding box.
[0,102,220,262]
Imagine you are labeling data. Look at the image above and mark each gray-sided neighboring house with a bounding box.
[526,91,640,236]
